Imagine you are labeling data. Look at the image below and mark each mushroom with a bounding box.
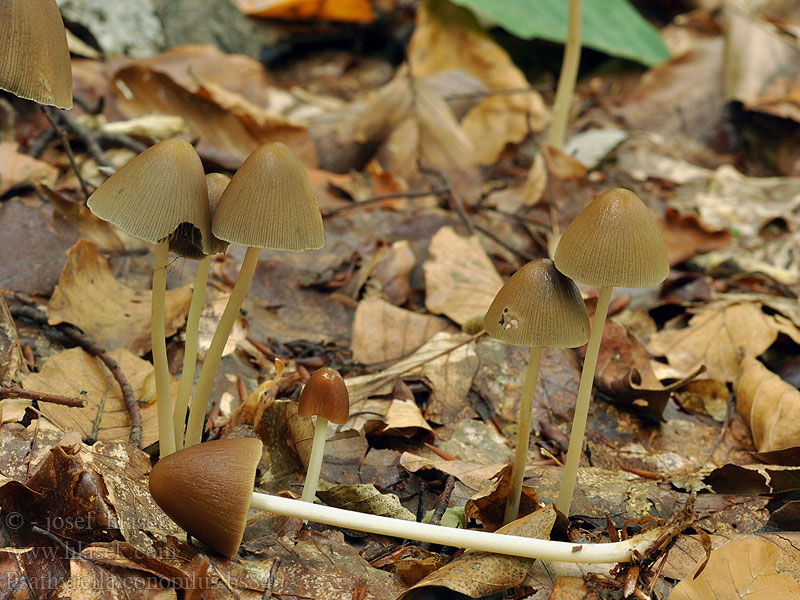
[149,437,662,560]
[297,367,349,503]
[183,142,324,448]
[87,138,212,457]
[483,259,589,524]
[173,174,231,448]
[553,188,669,515]
[0,0,72,108]
[545,0,582,148]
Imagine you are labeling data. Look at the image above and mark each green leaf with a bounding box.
[448,0,670,67]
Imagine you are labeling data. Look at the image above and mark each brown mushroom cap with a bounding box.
[212,142,325,251]
[297,367,350,425]
[484,258,589,348]
[87,138,213,257]
[204,173,231,255]
[554,188,669,288]
[149,437,263,557]
[0,0,73,109]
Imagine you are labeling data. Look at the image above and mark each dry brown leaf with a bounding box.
[734,354,800,452]
[47,240,192,355]
[408,1,547,164]
[0,143,58,196]
[647,300,786,382]
[350,297,449,365]
[381,399,433,437]
[670,536,800,599]
[316,483,415,520]
[25,347,176,447]
[235,0,374,22]
[465,464,538,530]
[399,451,505,492]
[423,226,503,326]
[661,207,733,266]
[0,297,25,390]
[398,506,556,599]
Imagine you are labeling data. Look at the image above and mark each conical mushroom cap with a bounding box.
[212,142,325,250]
[484,258,589,348]
[87,138,213,257]
[0,0,73,109]
[298,367,350,425]
[205,173,231,255]
[554,188,669,288]
[149,437,263,557]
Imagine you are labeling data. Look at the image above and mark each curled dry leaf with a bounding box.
[423,226,503,326]
[465,464,539,530]
[0,143,57,196]
[316,483,415,521]
[399,451,506,492]
[734,354,800,452]
[47,240,193,355]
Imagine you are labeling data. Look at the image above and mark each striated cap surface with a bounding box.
[87,138,213,256]
[212,142,324,250]
[554,188,669,288]
[298,367,350,425]
[0,0,73,109]
[484,258,589,348]
[204,173,231,255]
[149,437,263,557]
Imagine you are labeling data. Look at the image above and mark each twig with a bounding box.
[262,558,281,600]
[96,132,148,155]
[58,110,115,170]
[420,475,456,551]
[473,222,537,263]
[27,126,57,158]
[321,188,450,218]
[40,107,91,201]
[8,303,142,447]
[0,386,85,407]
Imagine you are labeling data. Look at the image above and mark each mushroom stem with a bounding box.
[185,246,261,448]
[152,239,176,457]
[174,255,211,448]
[556,285,612,515]
[544,0,583,149]
[503,346,543,525]
[301,415,329,503]
[249,492,659,562]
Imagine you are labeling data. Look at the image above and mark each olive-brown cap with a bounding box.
[87,138,213,258]
[212,142,325,250]
[484,258,589,348]
[205,173,231,255]
[297,367,349,425]
[149,437,263,557]
[554,188,669,288]
[0,0,73,109]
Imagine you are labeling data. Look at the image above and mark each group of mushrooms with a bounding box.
[1,0,670,565]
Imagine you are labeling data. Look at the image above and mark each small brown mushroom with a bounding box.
[484,258,588,523]
[553,188,669,515]
[297,367,349,503]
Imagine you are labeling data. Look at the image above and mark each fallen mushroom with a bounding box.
[149,437,662,560]
[297,367,350,503]
[553,188,669,515]
[183,142,324,448]
[0,0,72,108]
[87,137,213,457]
[484,258,589,524]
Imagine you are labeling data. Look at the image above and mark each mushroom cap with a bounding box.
[87,138,213,257]
[554,188,669,288]
[149,437,263,557]
[0,0,73,109]
[204,173,231,255]
[484,258,589,348]
[212,142,325,250]
[297,367,350,425]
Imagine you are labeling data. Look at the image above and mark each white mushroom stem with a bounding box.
[545,0,583,149]
[185,246,260,448]
[249,492,660,563]
[152,239,176,457]
[556,285,613,515]
[173,255,211,449]
[301,416,329,503]
[504,346,543,525]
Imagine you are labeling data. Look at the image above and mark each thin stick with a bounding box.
[301,416,329,503]
[249,491,661,563]
[556,285,612,514]
[174,255,211,448]
[545,0,583,149]
[184,246,261,447]
[40,107,91,200]
[0,386,85,407]
[152,239,175,457]
[504,346,543,524]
